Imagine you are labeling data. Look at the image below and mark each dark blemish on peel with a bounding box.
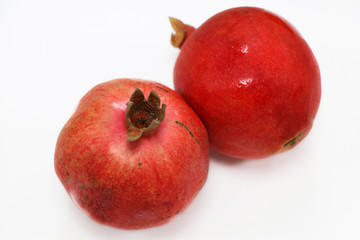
[162,201,172,206]
[64,170,70,182]
[277,34,286,42]
[138,162,142,167]
[283,134,302,148]
[175,121,194,138]
[198,127,208,145]
[175,121,200,145]
[176,210,180,215]
[156,86,168,92]
[284,138,296,147]
[198,127,204,140]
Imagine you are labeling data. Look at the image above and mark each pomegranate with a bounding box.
[54,78,209,229]
[170,7,321,159]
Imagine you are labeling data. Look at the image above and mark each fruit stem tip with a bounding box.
[169,16,195,49]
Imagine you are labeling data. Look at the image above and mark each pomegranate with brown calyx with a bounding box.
[54,78,209,229]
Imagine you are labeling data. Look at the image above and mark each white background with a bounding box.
[1,0,360,239]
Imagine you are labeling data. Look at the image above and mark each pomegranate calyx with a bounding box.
[169,17,195,48]
[125,88,166,141]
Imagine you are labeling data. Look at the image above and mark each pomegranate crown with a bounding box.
[125,88,166,141]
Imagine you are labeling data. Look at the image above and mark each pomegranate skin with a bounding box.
[54,79,209,229]
[173,7,321,159]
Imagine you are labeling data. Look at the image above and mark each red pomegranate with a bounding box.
[54,78,209,229]
[170,7,321,159]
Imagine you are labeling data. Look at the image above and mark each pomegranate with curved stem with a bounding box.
[170,7,321,159]
[54,78,209,229]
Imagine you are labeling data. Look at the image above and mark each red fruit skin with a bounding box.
[54,79,209,229]
[173,7,321,159]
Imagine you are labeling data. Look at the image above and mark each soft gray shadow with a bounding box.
[209,149,247,166]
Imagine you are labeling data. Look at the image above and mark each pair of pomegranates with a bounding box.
[54,7,321,229]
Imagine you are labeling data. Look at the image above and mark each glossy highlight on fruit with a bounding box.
[54,78,209,229]
[171,7,321,159]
